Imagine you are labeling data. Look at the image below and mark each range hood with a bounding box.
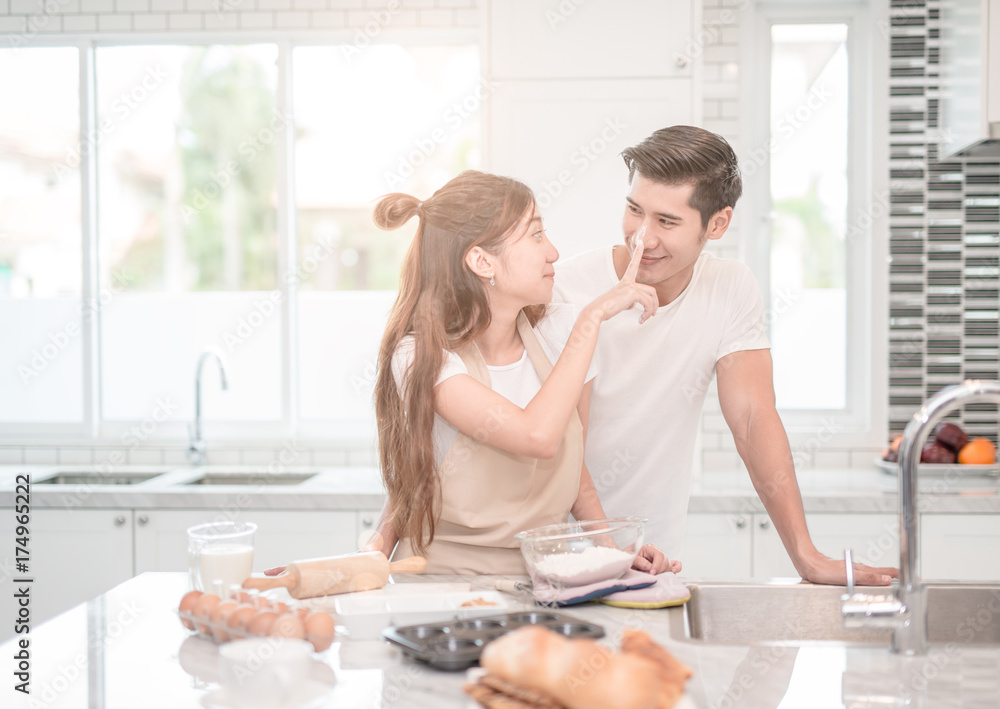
[939,0,1000,157]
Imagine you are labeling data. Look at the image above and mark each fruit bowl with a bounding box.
[514,517,644,587]
[874,458,999,479]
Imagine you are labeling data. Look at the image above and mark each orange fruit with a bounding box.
[890,435,904,452]
[957,437,996,465]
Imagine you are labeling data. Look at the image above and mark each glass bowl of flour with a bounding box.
[514,517,645,586]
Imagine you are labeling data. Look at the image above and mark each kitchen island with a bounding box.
[2,571,998,708]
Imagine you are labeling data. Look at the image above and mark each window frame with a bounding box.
[0,28,477,447]
[739,1,889,448]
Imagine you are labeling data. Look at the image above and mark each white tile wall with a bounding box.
[0,0,879,475]
[0,0,464,33]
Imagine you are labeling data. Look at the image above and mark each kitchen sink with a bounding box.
[670,582,1000,646]
[37,469,172,485]
[183,469,321,486]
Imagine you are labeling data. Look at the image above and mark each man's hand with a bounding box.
[631,543,682,575]
[798,553,898,586]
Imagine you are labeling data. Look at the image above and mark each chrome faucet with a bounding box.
[187,349,229,466]
[841,379,1000,655]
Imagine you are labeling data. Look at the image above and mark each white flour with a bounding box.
[533,546,634,586]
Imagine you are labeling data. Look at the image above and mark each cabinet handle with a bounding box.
[114,515,126,527]
[734,517,747,529]
[675,56,688,69]
[759,518,771,530]
[361,516,374,528]
[137,515,149,526]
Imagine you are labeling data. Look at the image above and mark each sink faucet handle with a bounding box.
[844,548,855,595]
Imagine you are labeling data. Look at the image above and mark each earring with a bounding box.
[489,273,495,286]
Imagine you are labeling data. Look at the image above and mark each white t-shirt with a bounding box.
[391,304,597,468]
[553,249,770,557]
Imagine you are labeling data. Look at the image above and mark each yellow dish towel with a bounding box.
[597,572,691,609]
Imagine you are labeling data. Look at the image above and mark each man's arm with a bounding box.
[716,348,897,586]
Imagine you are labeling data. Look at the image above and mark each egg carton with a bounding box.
[176,591,333,651]
[382,610,604,671]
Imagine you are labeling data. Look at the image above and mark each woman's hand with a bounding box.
[584,231,659,324]
[631,543,681,575]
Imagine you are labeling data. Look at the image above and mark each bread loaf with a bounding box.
[478,626,691,709]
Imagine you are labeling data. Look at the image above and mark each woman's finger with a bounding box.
[622,229,645,282]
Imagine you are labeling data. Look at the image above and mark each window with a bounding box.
[746,2,886,445]
[0,47,82,425]
[292,45,480,424]
[96,45,283,423]
[0,41,479,441]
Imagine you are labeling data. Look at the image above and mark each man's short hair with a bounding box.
[621,126,742,228]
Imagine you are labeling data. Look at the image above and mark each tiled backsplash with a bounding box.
[886,0,1000,440]
[0,0,477,35]
[0,443,378,467]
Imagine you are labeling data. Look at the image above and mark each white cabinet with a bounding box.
[484,0,698,260]
[133,509,358,575]
[487,0,693,80]
[488,79,695,258]
[357,509,382,546]
[753,513,900,579]
[681,513,753,579]
[0,509,134,639]
[684,512,900,580]
[921,514,1000,581]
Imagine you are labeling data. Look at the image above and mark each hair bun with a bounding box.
[373,193,422,230]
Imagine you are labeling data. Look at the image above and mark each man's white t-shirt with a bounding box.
[553,249,770,557]
[391,304,597,468]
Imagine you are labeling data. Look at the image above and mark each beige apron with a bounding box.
[394,312,583,575]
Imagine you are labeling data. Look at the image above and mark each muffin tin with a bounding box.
[382,610,604,671]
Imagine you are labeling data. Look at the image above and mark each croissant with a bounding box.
[475,626,691,709]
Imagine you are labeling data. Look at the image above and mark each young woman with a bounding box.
[370,170,669,575]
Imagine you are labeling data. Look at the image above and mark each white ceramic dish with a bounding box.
[874,458,999,478]
[332,590,508,640]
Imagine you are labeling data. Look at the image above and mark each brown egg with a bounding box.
[269,601,289,616]
[178,590,204,630]
[294,607,311,623]
[267,613,305,640]
[227,605,257,639]
[210,600,239,642]
[304,611,336,653]
[192,594,221,636]
[246,610,279,637]
[231,591,253,605]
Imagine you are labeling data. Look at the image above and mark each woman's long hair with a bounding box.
[373,170,544,555]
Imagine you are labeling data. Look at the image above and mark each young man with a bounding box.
[554,126,897,586]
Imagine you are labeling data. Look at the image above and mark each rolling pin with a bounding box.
[241,551,427,599]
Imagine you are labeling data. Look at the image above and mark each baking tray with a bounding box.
[874,458,999,478]
[382,610,604,671]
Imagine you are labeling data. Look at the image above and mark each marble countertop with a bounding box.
[3,572,998,708]
[0,464,998,513]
